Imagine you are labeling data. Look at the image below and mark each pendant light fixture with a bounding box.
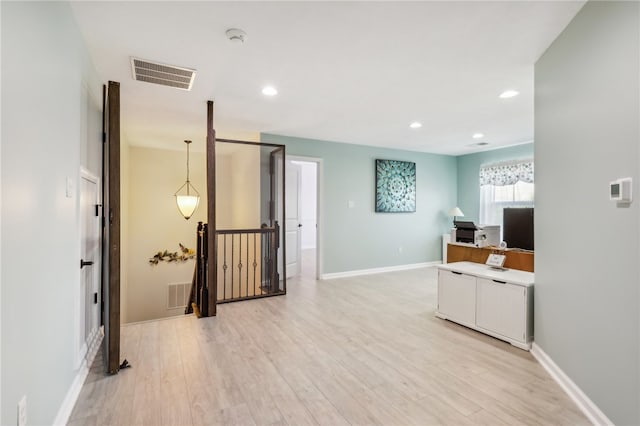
[175,140,200,220]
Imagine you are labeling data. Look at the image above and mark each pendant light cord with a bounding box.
[186,142,190,183]
[185,140,191,195]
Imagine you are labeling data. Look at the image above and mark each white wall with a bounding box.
[299,162,317,249]
[535,2,639,424]
[1,2,102,424]
[125,146,207,323]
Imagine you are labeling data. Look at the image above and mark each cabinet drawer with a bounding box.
[476,277,526,342]
[438,270,476,326]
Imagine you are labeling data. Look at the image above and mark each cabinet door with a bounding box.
[438,270,476,326]
[476,278,526,342]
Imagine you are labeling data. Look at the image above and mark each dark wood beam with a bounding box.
[206,100,217,316]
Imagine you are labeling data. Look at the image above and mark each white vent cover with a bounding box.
[167,282,191,309]
[131,57,196,91]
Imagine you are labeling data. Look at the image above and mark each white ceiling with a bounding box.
[70,1,584,155]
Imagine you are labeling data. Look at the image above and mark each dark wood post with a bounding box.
[206,101,217,316]
[106,81,121,374]
[272,221,280,293]
[195,221,203,308]
[201,224,209,316]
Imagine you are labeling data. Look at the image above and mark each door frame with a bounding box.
[285,155,323,280]
[76,167,102,369]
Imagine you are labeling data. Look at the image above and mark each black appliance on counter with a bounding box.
[453,221,478,244]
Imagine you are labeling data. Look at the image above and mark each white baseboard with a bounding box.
[321,261,441,280]
[123,312,194,326]
[530,343,613,426]
[53,330,104,426]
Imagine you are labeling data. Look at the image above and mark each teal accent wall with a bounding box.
[456,143,534,223]
[261,134,457,274]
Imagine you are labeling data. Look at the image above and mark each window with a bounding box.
[479,160,534,228]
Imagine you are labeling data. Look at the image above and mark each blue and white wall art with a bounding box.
[375,159,416,213]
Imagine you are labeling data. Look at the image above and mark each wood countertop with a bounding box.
[446,243,534,272]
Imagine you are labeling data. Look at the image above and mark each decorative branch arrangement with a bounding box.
[149,243,195,265]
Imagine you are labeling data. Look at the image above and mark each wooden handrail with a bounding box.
[216,227,275,235]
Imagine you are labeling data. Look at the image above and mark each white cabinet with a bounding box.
[476,278,526,342]
[438,270,476,328]
[436,262,534,350]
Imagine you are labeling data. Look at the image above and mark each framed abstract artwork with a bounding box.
[375,159,416,213]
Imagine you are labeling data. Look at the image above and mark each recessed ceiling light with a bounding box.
[472,133,484,139]
[409,122,422,129]
[262,86,278,96]
[499,90,519,99]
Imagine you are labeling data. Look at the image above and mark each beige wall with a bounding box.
[216,144,263,298]
[120,143,130,323]
[216,144,261,229]
[125,146,207,323]
[216,153,233,229]
[231,145,261,229]
[125,143,263,322]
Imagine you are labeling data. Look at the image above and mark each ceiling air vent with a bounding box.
[130,57,196,91]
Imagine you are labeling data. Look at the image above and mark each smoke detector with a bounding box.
[226,28,247,44]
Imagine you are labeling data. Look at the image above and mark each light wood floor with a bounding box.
[68,267,589,426]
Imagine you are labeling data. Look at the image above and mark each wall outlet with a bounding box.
[18,395,27,426]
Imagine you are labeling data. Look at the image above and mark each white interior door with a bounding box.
[285,161,302,277]
[79,172,101,365]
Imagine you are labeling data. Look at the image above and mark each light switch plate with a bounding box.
[66,177,74,198]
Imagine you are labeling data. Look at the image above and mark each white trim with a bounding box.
[321,261,441,280]
[75,169,102,369]
[53,329,104,426]
[80,167,100,184]
[123,313,194,326]
[530,343,613,426]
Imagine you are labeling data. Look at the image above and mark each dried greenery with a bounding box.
[149,243,196,265]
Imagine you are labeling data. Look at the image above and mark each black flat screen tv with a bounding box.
[503,207,534,251]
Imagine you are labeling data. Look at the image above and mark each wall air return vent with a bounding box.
[131,57,196,91]
[167,282,191,310]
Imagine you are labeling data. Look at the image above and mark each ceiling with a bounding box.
[70,1,584,156]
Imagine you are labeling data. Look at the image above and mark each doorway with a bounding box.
[287,156,321,280]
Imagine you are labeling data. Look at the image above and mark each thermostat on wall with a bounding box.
[610,177,632,202]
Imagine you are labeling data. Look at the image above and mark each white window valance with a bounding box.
[479,160,534,186]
